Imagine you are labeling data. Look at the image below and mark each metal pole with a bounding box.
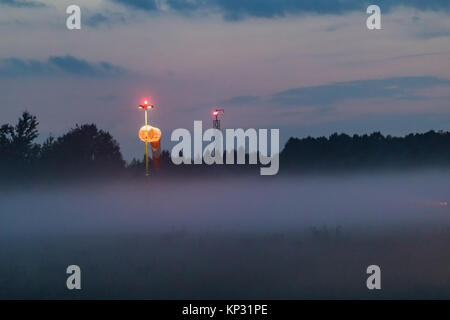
[145,109,149,176]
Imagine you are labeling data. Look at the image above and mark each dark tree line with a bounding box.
[0,112,125,181]
[1,112,450,182]
[281,131,450,171]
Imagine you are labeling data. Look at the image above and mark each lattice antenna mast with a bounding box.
[212,108,225,129]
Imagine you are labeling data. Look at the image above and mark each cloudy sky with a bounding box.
[1,0,449,160]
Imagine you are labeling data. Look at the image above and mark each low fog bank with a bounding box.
[1,170,449,235]
[0,170,449,299]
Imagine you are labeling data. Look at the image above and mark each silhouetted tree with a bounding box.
[41,124,125,175]
[0,111,40,175]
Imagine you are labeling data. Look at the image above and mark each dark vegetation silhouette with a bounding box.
[1,112,126,182]
[40,124,125,177]
[282,131,450,171]
[1,112,450,183]
[0,112,40,179]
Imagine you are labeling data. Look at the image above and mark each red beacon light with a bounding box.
[212,108,224,118]
[212,108,224,129]
[139,99,154,110]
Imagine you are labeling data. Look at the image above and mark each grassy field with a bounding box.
[1,171,449,299]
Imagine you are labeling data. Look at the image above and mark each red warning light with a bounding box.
[213,111,219,116]
[139,99,154,110]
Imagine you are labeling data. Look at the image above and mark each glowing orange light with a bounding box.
[139,125,162,143]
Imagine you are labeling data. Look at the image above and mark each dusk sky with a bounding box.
[1,0,449,160]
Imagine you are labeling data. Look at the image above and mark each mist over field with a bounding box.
[1,170,449,299]
[1,0,450,303]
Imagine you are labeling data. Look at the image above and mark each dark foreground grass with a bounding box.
[1,227,449,299]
